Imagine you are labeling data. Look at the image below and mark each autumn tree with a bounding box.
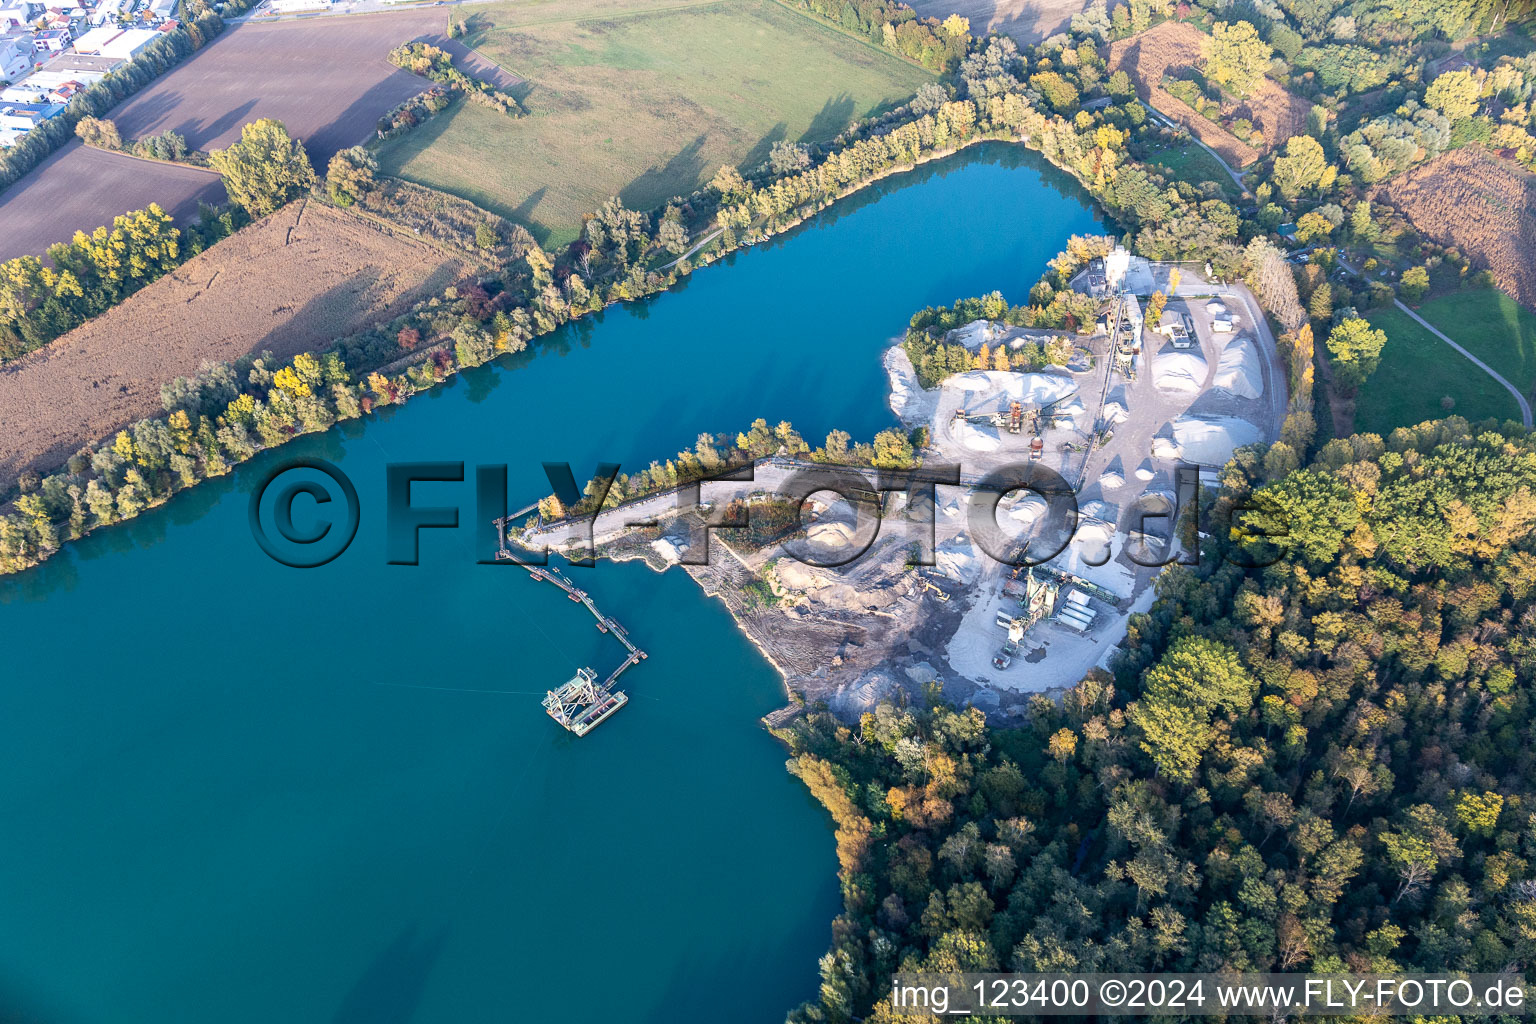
[74,116,121,150]
[1201,21,1272,97]
[1400,265,1430,302]
[1425,69,1480,121]
[325,146,376,206]
[210,118,316,218]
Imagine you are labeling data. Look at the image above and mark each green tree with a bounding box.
[1324,316,1387,391]
[1399,265,1430,301]
[1425,69,1480,121]
[1130,636,1255,783]
[1271,135,1330,202]
[209,118,316,218]
[1201,21,1273,96]
[1308,280,1333,322]
[1349,199,1377,242]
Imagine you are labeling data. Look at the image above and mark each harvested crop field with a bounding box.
[905,0,1088,42]
[0,142,227,263]
[1109,22,1307,168]
[1377,148,1536,312]
[0,201,466,488]
[111,9,506,167]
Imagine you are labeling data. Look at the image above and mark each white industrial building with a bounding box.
[71,24,157,57]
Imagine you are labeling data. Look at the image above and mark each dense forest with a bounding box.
[779,419,1536,1021]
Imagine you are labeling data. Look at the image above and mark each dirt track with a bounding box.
[0,201,466,487]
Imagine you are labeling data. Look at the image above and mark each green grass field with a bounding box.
[375,0,932,248]
[1353,304,1522,436]
[1147,141,1237,197]
[1412,287,1536,396]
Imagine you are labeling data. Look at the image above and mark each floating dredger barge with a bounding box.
[493,516,645,736]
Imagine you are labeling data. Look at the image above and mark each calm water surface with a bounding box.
[0,142,1101,1023]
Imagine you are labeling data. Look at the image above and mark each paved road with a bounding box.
[235,0,493,23]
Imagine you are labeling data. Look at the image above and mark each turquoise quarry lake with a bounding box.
[0,142,1102,1023]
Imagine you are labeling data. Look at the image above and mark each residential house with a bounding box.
[32,26,68,49]
[0,1,40,27]
[0,31,34,81]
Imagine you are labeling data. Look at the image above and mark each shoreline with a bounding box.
[1,134,1042,578]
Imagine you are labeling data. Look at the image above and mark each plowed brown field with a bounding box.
[0,142,227,263]
[0,201,466,487]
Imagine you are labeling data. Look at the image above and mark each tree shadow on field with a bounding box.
[151,96,258,154]
[507,186,551,247]
[333,923,450,1024]
[619,133,707,211]
[247,262,454,362]
[799,92,855,145]
[739,121,787,174]
[310,75,433,167]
